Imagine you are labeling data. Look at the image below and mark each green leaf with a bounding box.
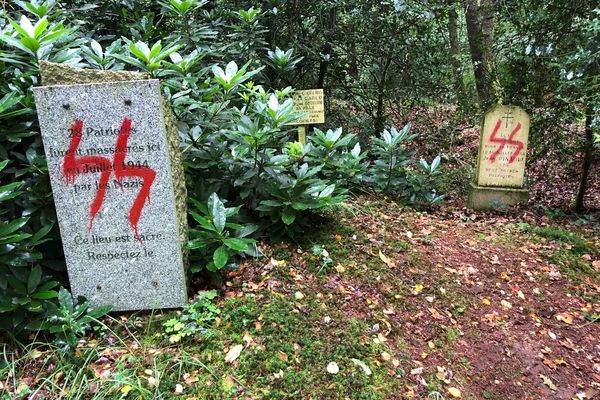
[318,184,335,198]
[27,265,42,294]
[213,245,228,269]
[431,155,441,172]
[38,24,69,43]
[33,17,49,39]
[0,217,29,237]
[188,235,213,249]
[27,300,43,312]
[282,208,296,225]
[0,233,32,245]
[189,197,209,214]
[155,43,182,62]
[231,223,259,238]
[87,305,112,319]
[208,193,226,234]
[31,290,58,300]
[259,199,283,207]
[0,34,36,55]
[223,238,249,252]
[10,17,32,39]
[224,222,245,231]
[37,280,59,292]
[109,53,147,70]
[224,205,241,218]
[6,275,26,294]
[58,287,74,313]
[130,40,150,61]
[0,182,22,202]
[291,202,312,210]
[20,36,40,53]
[205,261,219,272]
[190,211,216,232]
[29,223,53,245]
[0,93,23,113]
[148,40,163,60]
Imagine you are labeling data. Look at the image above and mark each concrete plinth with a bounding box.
[467,182,528,210]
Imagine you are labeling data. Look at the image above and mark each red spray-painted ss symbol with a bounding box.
[63,118,156,239]
[487,118,524,164]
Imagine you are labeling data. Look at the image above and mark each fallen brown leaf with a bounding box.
[224,344,244,364]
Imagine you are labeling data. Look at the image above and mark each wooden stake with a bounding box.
[297,126,306,145]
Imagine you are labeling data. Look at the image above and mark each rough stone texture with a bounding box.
[33,63,188,311]
[467,182,529,210]
[160,95,189,264]
[475,105,530,188]
[39,61,150,85]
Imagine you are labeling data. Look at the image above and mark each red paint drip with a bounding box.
[62,118,156,238]
[64,119,112,228]
[488,119,524,164]
[113,118,156,240]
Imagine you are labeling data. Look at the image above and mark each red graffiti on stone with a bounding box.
[64,118,155,239]
[488,118,524,164]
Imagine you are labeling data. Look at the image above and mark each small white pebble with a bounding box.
[326,362,339,374]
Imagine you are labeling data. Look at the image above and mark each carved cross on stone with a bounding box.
[503,110,514,128]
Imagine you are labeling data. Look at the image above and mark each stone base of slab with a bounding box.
[467,183,528,210]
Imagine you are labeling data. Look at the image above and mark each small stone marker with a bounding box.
[33,62,188,311]
[468,105,530,210]
[289,89,325,144]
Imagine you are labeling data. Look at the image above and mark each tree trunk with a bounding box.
[317,42,331,88]
[374,56,393,134]
[463,0,495,109]
[447,0,467,109]
[317,7,336,88]
[348,39,358,78]
[574,107,594,212]
[480,0,496,92]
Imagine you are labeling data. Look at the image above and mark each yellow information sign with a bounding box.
[291,89,325,125]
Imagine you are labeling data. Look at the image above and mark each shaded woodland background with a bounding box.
[219,0,599,211]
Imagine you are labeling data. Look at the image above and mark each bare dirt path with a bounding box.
[228,198,600,399]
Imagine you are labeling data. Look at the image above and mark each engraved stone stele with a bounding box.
[33,62,188,311]
[468,104,530,210]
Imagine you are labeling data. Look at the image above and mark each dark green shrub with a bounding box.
[0,162,58,330]
[188,193,258,273]
[306,127,367,189]
[41,287,112,350]
[0,4,81,333]
[366,124,444,206]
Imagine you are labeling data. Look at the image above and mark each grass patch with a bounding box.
[533,226,598,299]
[3,291,405,399]
[508,223,600,301]
[531,226,597,254]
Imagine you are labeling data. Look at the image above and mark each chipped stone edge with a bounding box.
[159,93,190,274]
[39,60,151,85]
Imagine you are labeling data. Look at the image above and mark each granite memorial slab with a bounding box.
[468,104,530,210]
[33,63,188,311]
